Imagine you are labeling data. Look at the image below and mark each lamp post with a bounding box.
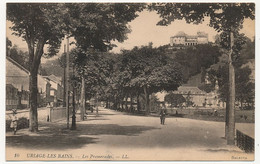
[70,79,81,130]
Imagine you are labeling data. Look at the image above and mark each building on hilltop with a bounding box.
[170,31,208,47]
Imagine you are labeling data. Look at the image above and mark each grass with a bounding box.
[166,108,254,123]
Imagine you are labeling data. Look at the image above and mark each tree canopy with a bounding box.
[6,3,145,131]
[65,3,145,51]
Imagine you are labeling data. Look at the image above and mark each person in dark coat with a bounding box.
[160,109,166,125]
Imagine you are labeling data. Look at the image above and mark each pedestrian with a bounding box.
[160,109,166,125]
[10,109,18,135]
[96,105,99,116]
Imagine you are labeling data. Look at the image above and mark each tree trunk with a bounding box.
[225,94,229,138]
[29,70,38,132]
[125,95,128,112]
[28,38,45,132]
[63,66,66,107]
[80,76,85,120]
[114,96,118,110]
[137,93,140,112]
[130,94,133,112]
[240,99,243,110]
[63,44,66,107]
[227,30,236,145]
[143,85,150,115]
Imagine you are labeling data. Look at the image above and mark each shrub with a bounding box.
[6,117,29,132]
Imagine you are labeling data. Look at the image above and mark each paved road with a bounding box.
[6,107,254,161]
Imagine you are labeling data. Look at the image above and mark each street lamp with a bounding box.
[70,79,81,130]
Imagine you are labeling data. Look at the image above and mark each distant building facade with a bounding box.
[6,57,64,110]
[170,31,208,47]
[156,80,225,109]
[43,74,64,106]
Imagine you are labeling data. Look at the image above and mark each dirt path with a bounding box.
[6,107,254,161]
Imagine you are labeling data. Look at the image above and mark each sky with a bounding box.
[6,10,255,61]
[111,10,255,53]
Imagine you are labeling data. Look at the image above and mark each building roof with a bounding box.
[6,83,16,89]
[44,74,62,85]
[173,85,206,95]
[6,57,47,92]
[172,31,208,39]
[186,35,198,39]
[6,56,29,74]
[173,31,187,37]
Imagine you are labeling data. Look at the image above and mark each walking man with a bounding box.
[160,109,166,125]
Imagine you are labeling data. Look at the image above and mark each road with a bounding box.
[6,107,254,161]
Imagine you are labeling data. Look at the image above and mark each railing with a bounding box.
[236,129,254,153]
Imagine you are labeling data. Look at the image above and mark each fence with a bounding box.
[49,107,71,122]
[236,129,254,153]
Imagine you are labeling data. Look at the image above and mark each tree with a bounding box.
[235,66,254,109]
[64,3,145,118]
[66,3,145,52]
[7,4,67,131]
[174,44,221,78]
[122,44,183,114]
[7,3,145,131]
[6,37,12,55]
[208,65,254,109]
[164,92,185,107]
[149,2,254,145]
[8,45,30,70]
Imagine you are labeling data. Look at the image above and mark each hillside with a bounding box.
[41,58,64,77]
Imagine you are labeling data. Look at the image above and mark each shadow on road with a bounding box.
[6,133,97,150]
[6,122,159,150]
[76,124,159,136]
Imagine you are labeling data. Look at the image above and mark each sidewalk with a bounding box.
[6,107,254,161]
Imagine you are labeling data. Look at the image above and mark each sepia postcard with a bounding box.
[3,1,258,163]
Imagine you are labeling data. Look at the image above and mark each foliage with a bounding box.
[122,45,183,93]
[7,4,66,59]
[198,84,214,93]
[7,3,145,130]
[149,3,254,31]
[174,44,221,79]
[6,37,12,52]
[117,44,183,113]
[8,44,29,70]
[185,91,194,107]
[207,64,254,108]
[164,92,186,107]
[6,117,29,132]
[65,3,145,52]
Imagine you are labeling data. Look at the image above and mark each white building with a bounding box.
[170,31,208,46]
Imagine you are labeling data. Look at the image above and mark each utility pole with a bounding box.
[80,74,85,121]
[227,28,236,145]
[71,66,76,130]
[66,37,70,129]
[63,44,66,107]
